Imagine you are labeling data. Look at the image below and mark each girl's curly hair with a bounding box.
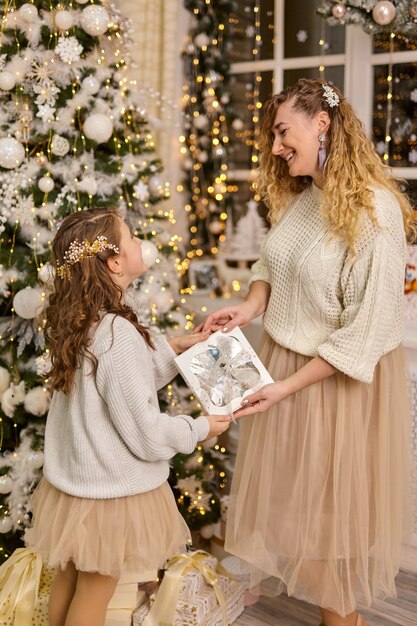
[45,207,153,394]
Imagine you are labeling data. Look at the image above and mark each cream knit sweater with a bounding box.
[250,183,406,383]
[43,314,210,498]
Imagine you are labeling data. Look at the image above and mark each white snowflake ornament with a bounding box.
[296,30,308,43]
[36,104,55,123]
[134,180,150,202]
[408,149,417,165]
[55,36,83,64]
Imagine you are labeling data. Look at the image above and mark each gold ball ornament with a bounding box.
[372,1,396,25]
[331,3,347,19]
[208,220,224,235]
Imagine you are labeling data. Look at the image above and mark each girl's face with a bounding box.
[271,100,329,184]
[115,219,148,284]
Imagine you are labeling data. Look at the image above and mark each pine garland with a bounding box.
[317,1,417,35]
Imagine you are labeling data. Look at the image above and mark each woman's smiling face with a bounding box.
[271,100,329,183]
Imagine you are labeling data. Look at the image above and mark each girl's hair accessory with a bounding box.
[56,236,119,279]
[322,83,339,108]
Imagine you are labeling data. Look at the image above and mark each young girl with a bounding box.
[24,207,231,626]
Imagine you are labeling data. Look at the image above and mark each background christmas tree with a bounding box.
[0,0,226,564]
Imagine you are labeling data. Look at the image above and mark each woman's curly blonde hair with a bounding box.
[45,207,154,394]
[256,78,416,251]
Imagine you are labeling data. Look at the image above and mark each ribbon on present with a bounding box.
[142,550,233,626]
[0,547,43,626]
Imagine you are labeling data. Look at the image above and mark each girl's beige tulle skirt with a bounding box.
[225,334,411,617]
[25,480,191,579]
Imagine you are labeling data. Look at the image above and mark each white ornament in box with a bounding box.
[175,327,273,415]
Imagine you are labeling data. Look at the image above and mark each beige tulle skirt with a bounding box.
[225,334,411,617]
[25,479,191,579]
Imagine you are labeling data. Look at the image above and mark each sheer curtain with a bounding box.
[117,0,189,232]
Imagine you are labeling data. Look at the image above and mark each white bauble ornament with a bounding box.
[38,176,54,193]
[141,240,159,267]
[194,115,210,130]
[24,387,51,417]
[0,517,13,534]
[80,5,110,36]
[197,150,208,163]
[0,138,25,169]
[0,476,13,495]
[13,286,43,319]
[75,0,89,3]
[148,175,163,197]
[83,114,113,143]
[19,3,38,22]
[232,118,244,131]
[331,3,347,19]
[55,9,74,30]
[194,32,211,48]
[38,262,54,283]
[0,71,16,91]
[26,450,45,469]
[208,220,224,235]
[0,366,10,396]
[51,135,70,157]
[200,524,214,540]
[372,1,396,25]
[81,75,100,95]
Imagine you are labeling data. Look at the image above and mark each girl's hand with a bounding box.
[204,414,232,439]
[196,301,259,334]
[232,381,289,418]
[169,330,210,355]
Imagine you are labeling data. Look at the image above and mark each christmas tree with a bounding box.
[0,0,226,563]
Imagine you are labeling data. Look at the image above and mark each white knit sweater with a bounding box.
[250,183,406,383]
[43,314,210,498]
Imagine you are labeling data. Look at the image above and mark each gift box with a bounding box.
[175,327,273,415]
[132,550,246,626]
[104,609,134,626]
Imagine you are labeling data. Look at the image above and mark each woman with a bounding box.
[201,79,415,626]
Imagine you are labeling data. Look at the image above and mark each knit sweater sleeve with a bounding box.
[95,317,209,461]
[318,193,406,383]
[151,334,178,390]
[249,231,271,286]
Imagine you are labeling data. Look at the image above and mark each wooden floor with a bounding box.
[235,569,417,626]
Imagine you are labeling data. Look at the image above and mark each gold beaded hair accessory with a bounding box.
[56,236,120,279]
[322,83,340,108]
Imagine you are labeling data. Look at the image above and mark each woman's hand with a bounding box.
[232,381,289,418]
[196,301,259,334]
[168,330,210,355]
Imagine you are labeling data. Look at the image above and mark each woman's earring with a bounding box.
[318,134,327,170]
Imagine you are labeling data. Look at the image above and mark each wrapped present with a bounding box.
[107,589,146,610]
[132,550,245,626]
[0,547,55,626]
[175,327,273,415]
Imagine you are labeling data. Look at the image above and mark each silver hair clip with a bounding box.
[322,83,339,108]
